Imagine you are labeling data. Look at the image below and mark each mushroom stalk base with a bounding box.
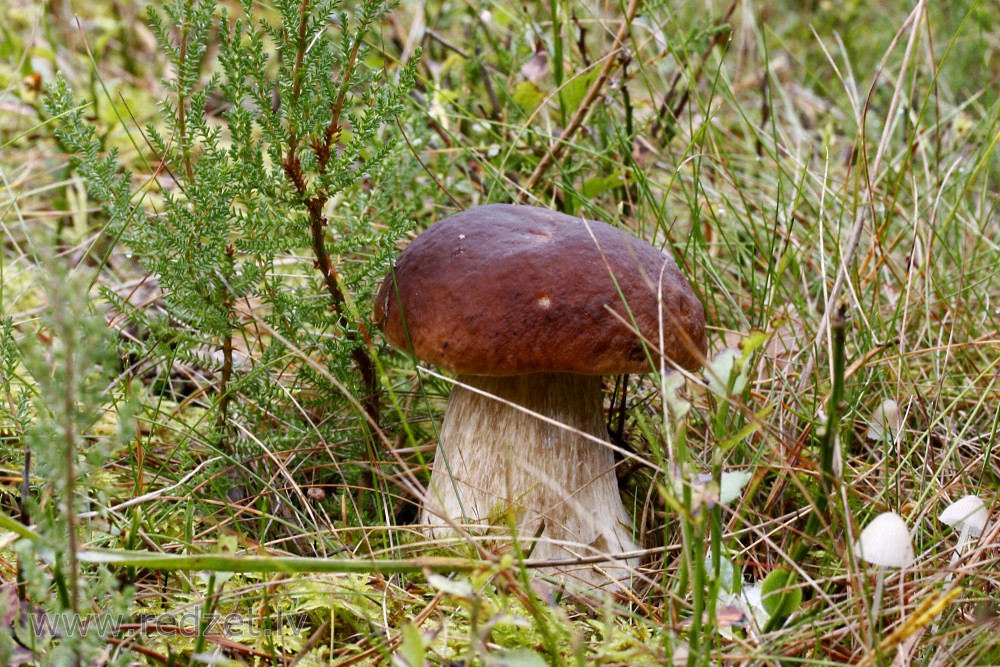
[422,373,639,588]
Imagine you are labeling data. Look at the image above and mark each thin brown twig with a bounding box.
[280,0,380,426]
[515,0,641,202]
[315,5,368,170]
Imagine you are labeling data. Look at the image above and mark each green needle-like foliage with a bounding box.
[44,0,419,507]
[4,264,135,667]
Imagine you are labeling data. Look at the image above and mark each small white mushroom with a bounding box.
[853,511,914,641]
[940,495,988,569]
[853,511,915,568]
[866,399,901,441]
[867,399,902,489]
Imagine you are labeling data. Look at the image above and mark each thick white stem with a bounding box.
[421,373,639,587]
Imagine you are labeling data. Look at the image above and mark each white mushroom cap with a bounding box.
[866,399,901,441]
[940,495,988,536]
[853,511,915,568]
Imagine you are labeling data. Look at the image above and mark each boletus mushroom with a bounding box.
[375,204,707,586]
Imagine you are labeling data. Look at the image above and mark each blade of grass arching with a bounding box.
[1,149,56,267]
[73,547,494,575]
[0,510,42,541]
[549,0,566,127]
[795,0,975,397]
[73,17,155,175]
[762,305,847,633]
[816,305,847,516]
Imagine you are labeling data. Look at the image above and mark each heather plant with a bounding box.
[3,0,420,661]
[1,265,135,666]
[44,0,419,531]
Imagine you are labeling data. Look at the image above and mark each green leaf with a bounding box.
[394,622,425,667]
[705,348,747,396]
[0,510,42,542]
[718,471,752,505]
[704,553,735,593]
[425,572,476,600]
[739,329,771,362]
[581,173,626,199]
[719,403,774,450]
[663,372,692,422]
[560,69,598,113]
[760,568,802,618]
[513,81,547,113]
[485,648,548,667]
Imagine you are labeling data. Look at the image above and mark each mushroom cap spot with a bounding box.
[940,495,988,534]
[853,512,915,568]
[374,204,708,375]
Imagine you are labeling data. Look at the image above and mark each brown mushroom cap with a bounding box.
[375,204,707,375]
